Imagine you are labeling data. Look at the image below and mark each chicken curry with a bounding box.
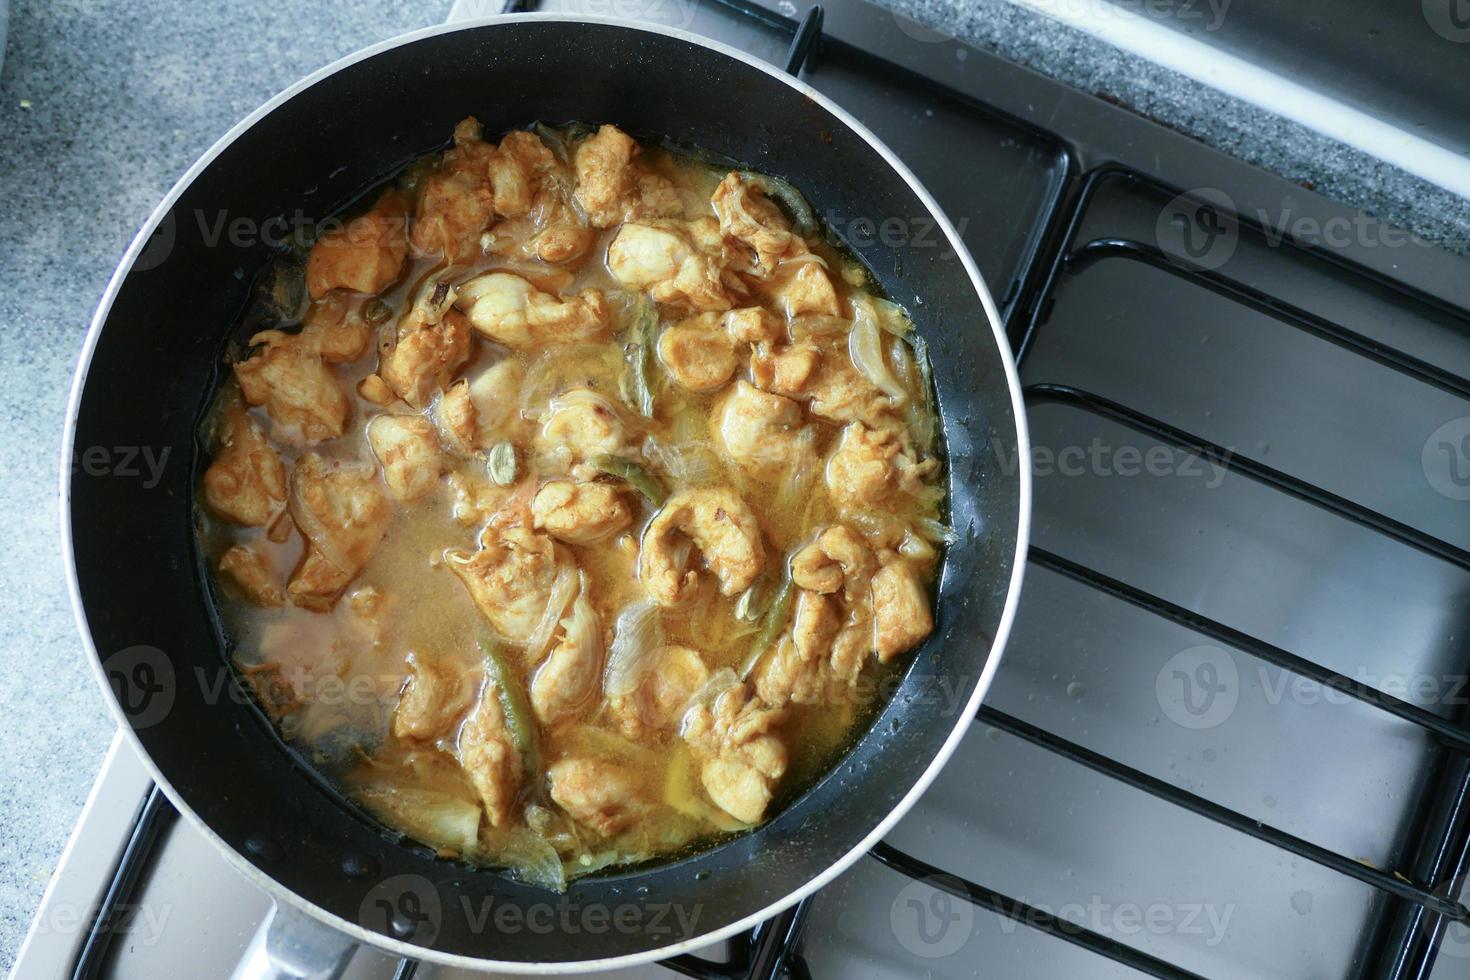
[197,119,948,888]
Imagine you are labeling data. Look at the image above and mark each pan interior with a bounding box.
[68,19,1021,965]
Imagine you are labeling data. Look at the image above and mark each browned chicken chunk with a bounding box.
[683,684,788,824]
[458,679,524,828]
[394,653,474,742]
[285,454,391,611]
[572,124,682,228]
[871,560,934,662]
[217,544,284,607]
[640,487,765,607]
[203,402,287,526]
[548,757,653,837]
[306,189,410,298]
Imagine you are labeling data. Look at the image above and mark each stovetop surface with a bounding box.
[20,1,1470,978]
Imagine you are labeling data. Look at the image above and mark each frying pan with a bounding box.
[61,14,1029,976]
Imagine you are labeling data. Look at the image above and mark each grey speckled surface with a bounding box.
[0,0,1464,969]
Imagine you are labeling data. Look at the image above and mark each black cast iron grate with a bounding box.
[68,2,1470,979]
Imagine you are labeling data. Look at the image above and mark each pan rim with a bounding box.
[59,11,1032,973]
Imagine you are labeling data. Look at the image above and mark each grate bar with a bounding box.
[1068,238,1470,403]
[869,842,1208,980]
[978,706,1470,921]
[1029,546,1470,752]
[1026,383,1470,573]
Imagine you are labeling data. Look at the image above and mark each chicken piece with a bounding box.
[367,414,443,501]
[548,757,653,837]
[529,184,594,266]
[825,422,939,513]
[410,117,498,262]
[803,355,895,425]
[608,644,711,740]
[286,455,391,611]
[217,544,283,607]
[534,389,630,472]
[306,190,410,298]
[572,124,682,228]
[683,684,787,824]
[434,380,477,454]
[235,328,352,444]
[711,172,798,273]
[532,480,634,545]
[753,590,843,707]
[724,306,783,346]
[298,293,372,363]
[871,560,934,662]
[657,313,739,392]
[607,222,731,312]
[750,342,821,396]
[456,272,610,350]
[530,593,603,727]
[446,526,563,642]
[458,679,523,828]
[790,524,876,598]
[640,487,764,607]
[394,653,473,742]
[377,308,473,410]
[488,129,556,218]
[469,358,527,435]
[710,381,812,477]
[203,402,288,526]
[763,256,842,319]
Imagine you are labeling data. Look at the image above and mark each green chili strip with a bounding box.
[477,635,539,772]
[622,298,658,418]
[741,578,794,679]
[590,454,666,506]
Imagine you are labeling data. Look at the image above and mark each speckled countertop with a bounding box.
[0,0,1464,967]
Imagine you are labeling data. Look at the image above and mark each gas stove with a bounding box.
[15,0,1470,977]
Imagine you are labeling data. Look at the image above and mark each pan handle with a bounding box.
[229,901,357,980]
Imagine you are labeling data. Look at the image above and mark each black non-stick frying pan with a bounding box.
[62,14,1029,976]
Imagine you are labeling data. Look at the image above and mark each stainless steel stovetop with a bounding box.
[15,0,1470,978]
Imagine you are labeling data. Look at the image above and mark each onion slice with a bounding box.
[850,299,908,404]
[604,599,663,698]
[523,562,578,665]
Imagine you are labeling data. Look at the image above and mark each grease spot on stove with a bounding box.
[244,834,282,863]
[1291,889,1314,915]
